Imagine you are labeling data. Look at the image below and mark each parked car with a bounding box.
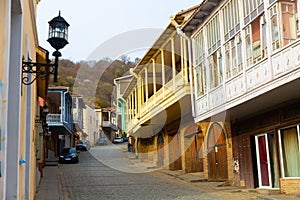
[96,137,108,146]
[113,137,124,143]
[123,137,128,142]
[59,147,79,164]
[76,140,90,151]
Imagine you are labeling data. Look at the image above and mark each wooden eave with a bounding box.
[182,0,222,35]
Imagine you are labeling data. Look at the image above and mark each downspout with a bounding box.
[175,24,196,118]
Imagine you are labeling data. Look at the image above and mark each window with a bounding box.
[208,49,222,88]
[244,14,267,67]
[225,34,243,79]
[243,0,264,25]
[281,2,297,45]
[194,30,205,67]
[279,126,300,177]
[194,30,207,95]
[270,4,280,50]
[223,0,240,42]
[207,15,222,88]
[270,1,298,51]
[207,15,221,54]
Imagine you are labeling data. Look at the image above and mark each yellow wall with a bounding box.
[0,0,6,81]
[18,0,39,199]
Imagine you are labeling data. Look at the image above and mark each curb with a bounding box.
[58,165,70,200]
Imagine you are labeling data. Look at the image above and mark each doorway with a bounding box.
[207,123,228,180]
[157,132,164,167]
[254,133,279,188]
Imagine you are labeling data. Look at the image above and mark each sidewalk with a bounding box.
[35,165,68,200]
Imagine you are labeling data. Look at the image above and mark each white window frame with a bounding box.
[223,0,241,42]
[207,14,221,55]
[243,0,264,25]
[225,34,242,79]
[278,124,300,178]
[269,1,298,51]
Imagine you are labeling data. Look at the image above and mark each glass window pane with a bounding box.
[270,5,280,50]
[281,127,300,177]
[281,3,297,46]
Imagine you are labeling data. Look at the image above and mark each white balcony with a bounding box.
[46,114,62,123]
[102,121,117,130]
[195,40,300,122]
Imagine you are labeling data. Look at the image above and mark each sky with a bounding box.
[37,0,201,62]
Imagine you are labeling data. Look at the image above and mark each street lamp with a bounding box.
[22,11,70,85]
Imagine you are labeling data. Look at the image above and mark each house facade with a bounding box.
[121,6,200,171]
[72,94,85,144]
[101,107,118,141]
[181,0,300,194]
[46,87,73,159]
[114,75,133,138]
[83,105,101,145]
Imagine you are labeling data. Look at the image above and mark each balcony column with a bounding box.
[161,49,165,97]
[141,75,144,106]
[264,0,274,80]
[131,92,134,119]
[145,67,149,105]
[126,98,130,122]
[183,38,189,84]
[203,26,210,92]
[171,37,176,86]
[134,88,137,117]
[128,95,132,120]
[152,59,156,94]
[219,9,226,103]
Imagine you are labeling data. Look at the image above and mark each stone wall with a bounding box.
[280,178,300,195]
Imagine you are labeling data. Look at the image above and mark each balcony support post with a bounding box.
[171,37,176,87]
[161,49,165,98]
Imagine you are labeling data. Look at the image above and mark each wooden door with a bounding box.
[208,123,228,180]
[168,134,182,170]
[255,134,271,188]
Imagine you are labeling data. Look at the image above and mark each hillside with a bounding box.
[50,57,138,107]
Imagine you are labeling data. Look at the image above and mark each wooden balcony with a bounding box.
[129,71,190,128]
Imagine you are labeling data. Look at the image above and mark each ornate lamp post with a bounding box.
[22,11,70,85]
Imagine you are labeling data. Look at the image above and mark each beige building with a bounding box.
[83,105,101,146]
[121,6,199,170]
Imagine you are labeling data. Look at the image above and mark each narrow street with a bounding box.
[58,144,294,200]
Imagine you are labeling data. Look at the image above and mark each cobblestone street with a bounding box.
[58,144,300,200]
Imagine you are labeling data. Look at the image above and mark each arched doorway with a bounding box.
[207,123,228,180]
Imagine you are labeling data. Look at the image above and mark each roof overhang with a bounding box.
[182,0,222,35]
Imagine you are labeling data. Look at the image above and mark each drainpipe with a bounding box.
[174,22,196,118]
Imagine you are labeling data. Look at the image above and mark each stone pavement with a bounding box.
[35,165,69,200]
[35,152,300,200]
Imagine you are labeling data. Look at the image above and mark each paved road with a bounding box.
[59,144,298,200]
